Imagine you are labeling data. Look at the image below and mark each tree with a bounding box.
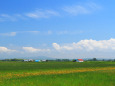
[102,59,105,61]
[93,58,97,61]
[72,59,76,62]
[114,59,115,62]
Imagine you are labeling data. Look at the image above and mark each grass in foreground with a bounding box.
[0,70,115,86]
[0,61,115,86]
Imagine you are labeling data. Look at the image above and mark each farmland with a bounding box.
[0,62,115,86]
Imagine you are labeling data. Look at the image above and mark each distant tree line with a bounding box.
[0,58,115,62]
[1,58,24,61]
[86,58,115,62]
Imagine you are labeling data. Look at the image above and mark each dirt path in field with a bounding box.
[1,67,115,80]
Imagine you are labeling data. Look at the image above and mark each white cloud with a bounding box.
[0,32,16,36]
[18,30,83,35]
[52,43,73,50]
[56,30,84,35]
[0,2,101,22]
[26,9,59,18]
[52,43,61,50]
[0,9,59,22]
[0,47,16,53]
[63,5,89,15]
[56,31,68,35]
[18,31,40,34]
[22,47,50,52]
[26,31,39,33]
[0,14,28,22]
[52,38,115,51]
[87,2,101,10]
[0,39,115,59]
[0,31,40,37]
[0,14,17,21]
[47,30,52,35]
[63,2,101,15]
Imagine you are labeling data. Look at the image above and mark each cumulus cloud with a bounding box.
[52,38,115,51]
[52,43,73,50]
[22,47,50,52]
[52,43,61,50]
[0,47,16,53]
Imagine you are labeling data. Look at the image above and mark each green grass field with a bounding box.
[0,61,115,86]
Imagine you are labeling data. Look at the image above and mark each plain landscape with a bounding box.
[0,61,115,86]
[0,0,115,86]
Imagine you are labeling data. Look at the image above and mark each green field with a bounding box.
[0,62,115,86]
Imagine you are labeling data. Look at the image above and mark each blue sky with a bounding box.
[0,0,115,59]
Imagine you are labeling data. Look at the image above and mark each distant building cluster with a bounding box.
[23,59,84,62]
[0,58,86,62]
[1,58,115,62]
[24,59,47,62]
[75,59,84,62]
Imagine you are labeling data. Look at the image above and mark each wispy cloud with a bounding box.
[0,2,101,22]
[56,30,84,35]
[0,14,27,22]
[87,2,101,10]
[0,30,84,37]
[22,47,50,52]
[26,9,59,19]
[0,9,59,22]
[63,2,101,16]
[0,32,17,36]
[18,31,40,34]
[0,14,17,22]
[47,30,52,35]
[0,31,40,37]
[63,5,89,15]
